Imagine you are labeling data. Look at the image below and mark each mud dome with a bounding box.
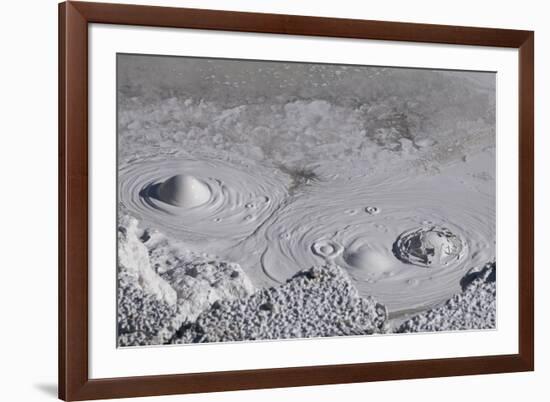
[119,157,288,245]
[156,174,212,208]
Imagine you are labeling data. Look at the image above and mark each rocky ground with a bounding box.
[117,215,255,346]
[172,264,388,343]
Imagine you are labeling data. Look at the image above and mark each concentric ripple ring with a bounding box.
[119,157,288,243]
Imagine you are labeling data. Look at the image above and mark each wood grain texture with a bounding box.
[59,2,89,400]
[518,32,535,370]
[58,1,534,400]
[72,1,532,47]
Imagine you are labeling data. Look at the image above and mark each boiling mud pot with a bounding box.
[119,157,288,245]
[119,153,495,314]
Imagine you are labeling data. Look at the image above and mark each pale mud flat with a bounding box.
[117,55,496,345]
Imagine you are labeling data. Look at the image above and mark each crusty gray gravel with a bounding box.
[118,215,177,306]
[146,230,256,324]
[172,264,388,343]
[117,268,180,346]
[117,214,255,346]
[396,262,496,333]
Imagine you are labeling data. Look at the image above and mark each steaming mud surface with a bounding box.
[118,56,495,316]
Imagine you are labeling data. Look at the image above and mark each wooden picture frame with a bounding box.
[59,1,534,400]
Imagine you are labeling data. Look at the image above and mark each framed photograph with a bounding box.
[59,1,534,400]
